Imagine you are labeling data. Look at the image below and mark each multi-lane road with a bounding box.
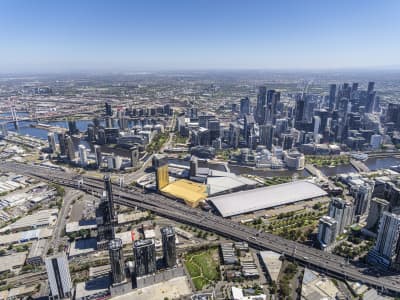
[2,162,400,296]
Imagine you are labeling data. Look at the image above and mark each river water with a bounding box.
[3,112,400,177]
[0,112,99,140]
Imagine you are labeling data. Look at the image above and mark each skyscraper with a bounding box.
[94,145,102,168]
[255,86,267,124]
[109,238,126,284]
[240,97,250,116]
[161,226,176,268]
[368,212,400,268]
[134,239,157,277]
[351,183,373,222]
[265,90,280,124]
[65,135,75,161]
[104,175,116,222]
[366,197,389,232]
[105,102,113,116]
[48,132,57,153]
[328,84,337,111]
[130,146,139,168]
[313,116,321,143]
[58,133,66,156]
[45,253,72,299]
[96,191,116,249]
[328,197,353,235]
[317,216,338,249]
[78,144,88,166]
[68,120,78,135]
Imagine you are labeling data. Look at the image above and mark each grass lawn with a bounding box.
[185,248,220,290]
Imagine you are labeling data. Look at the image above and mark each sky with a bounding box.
[0,0,400,72]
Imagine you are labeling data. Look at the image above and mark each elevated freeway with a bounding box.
[1,162,400,296]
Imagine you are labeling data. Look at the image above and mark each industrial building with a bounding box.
[45,253,72,299]
[160,179,207,208]
[209,181,327,217]
[26,238,47,265]
[258,251,283,283]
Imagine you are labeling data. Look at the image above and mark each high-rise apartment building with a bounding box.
[134,239,157,277]
[317,216,338,249]
[328,197,353,235]
[161,226,176,268]
[109,238,126,284]
[368,212,400,268]
[366,197,389,232]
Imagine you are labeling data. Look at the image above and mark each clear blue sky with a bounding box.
[1,0,399,72]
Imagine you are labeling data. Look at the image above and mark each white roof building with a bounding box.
[209,181,327,217]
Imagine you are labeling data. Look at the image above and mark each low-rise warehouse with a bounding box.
[209,181,327,217]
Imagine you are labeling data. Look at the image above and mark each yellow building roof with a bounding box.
[161,179,207,208]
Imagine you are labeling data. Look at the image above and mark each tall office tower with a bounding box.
[117,109,127,130]
[87,125,96,142]
[104,175,116,222]
[67,120,78,135]
[78,144,88,166]
[351,82,359,92]
[65,135,75,161]
[313,116,321,143]
[94,145,102,168]
[0,123,8,137]
[105,102,113,116]
[294,94,305,123]
[328,197,353,235]
[109,238,126,284]
[164,104,172,116]
[228,123,240,148]
[244,114,256,147]
[368,212,400,268]
[105,117,113,128]
[45,253,72,299]
[366,90,376,113]
[153,154,169,190]
[368,81,375,93]
[96,191,115,249]
[130,146,139,168]
[352,183,373,222]
[57,133,67,155]
[98,128,106,145]
[189,107,198,119]
[208,119,220,143]
[265,90,280,124]
[328,84,337,111]
[189,155,198,177]
[134,239,157,277]
[48,132,57,153]
[161,226,177,268]
[281,133,294,150]
[240,97,250,116]
[317,216,338,249]
[255,86,267,124]
[366,197,389,232]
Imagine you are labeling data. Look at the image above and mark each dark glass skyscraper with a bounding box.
[161,226,176,268]
[134,239,156,277]
[109,238,126,284]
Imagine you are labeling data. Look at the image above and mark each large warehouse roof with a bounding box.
[209,181,327,217]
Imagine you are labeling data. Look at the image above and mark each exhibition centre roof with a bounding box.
[209,181,327,217]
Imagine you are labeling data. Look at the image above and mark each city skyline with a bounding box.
[1,0,400,72]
